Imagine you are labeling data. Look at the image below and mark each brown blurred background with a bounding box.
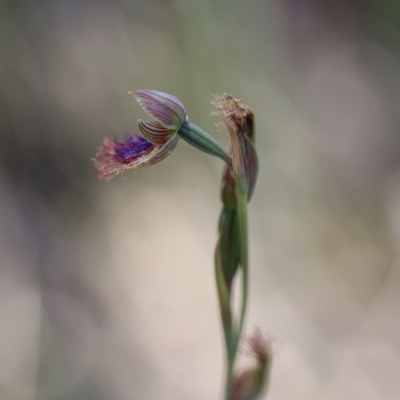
[1,1,400,399]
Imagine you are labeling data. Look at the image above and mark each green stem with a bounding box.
[235,187,249,347]
[223,176,249,400]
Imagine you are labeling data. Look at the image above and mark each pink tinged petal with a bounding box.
[93,137,125,180]
[133,89,186,130]
[138,119,176,145]
[93,134,178,180]
[93,135,154,180]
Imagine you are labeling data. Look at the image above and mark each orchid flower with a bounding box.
[93,90,230,180]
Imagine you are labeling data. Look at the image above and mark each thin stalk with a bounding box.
[231,131,249,350]
[235,187,249,348]
[223,174,249,400]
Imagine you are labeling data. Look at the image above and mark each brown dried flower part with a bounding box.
[213,94,258,203]
[213,94,255,141]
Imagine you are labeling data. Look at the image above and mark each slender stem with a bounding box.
[231,130,250,351]
[223,176,249,400]
[218,111,250,397]
[235,187,249,346]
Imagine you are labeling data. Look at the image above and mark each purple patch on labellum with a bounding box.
[93,134,160,180]
[114,135,153,164]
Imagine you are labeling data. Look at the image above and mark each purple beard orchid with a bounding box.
[93,90,230,180]
[94,90,184,180]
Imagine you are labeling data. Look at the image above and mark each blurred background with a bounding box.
[1,0,400,399]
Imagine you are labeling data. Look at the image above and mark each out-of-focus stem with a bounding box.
[224,357,235,400]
